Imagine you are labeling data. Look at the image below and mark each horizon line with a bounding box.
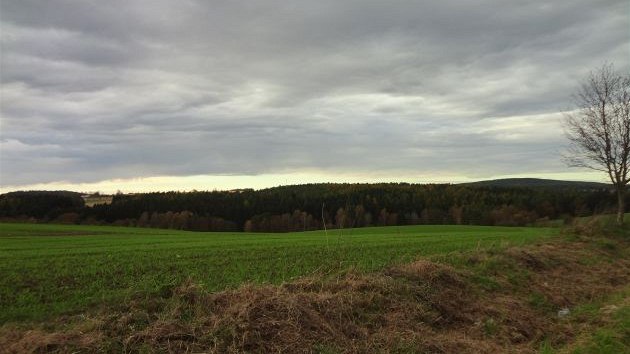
[0,173,609,195]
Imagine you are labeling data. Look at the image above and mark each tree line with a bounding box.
[0,183,617,232]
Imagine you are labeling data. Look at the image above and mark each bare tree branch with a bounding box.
[563,64,630,225]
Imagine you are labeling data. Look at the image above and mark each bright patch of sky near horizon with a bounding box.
[0,171,606,194]
[0,0,628,192]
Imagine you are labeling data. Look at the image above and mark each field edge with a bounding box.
[1,228,628,353]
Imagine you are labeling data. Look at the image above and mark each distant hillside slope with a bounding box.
[462,178,610,189]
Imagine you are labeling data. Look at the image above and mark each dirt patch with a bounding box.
[0,328,103,353]
[1,236,628,353]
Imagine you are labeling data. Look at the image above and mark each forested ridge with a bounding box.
[0,182,616,232]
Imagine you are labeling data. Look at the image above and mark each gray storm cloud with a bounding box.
[1,0,628,185]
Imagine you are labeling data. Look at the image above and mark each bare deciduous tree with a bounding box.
[564,64,630,225]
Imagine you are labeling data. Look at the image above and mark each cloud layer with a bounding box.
[1,0,628,187]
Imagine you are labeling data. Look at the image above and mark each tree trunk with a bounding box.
[616,186,626,225]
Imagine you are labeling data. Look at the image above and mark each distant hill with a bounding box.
[462,178,610,189]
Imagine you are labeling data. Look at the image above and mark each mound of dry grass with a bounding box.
[2,236,628,353]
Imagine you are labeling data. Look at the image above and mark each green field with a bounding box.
[0,223,559,323]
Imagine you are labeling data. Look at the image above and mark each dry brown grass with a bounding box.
[1,235,628,354]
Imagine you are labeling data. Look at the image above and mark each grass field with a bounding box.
[0,222,559,323]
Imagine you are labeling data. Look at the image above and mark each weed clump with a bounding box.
[565,215,630,240]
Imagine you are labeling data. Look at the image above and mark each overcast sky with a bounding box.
[1,0,628,192]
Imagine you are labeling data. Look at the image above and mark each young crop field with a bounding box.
[0,222,559,323]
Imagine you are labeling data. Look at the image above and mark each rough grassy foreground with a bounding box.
[0,223,556,322]
[1,223,629,353]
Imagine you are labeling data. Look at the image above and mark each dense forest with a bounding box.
[0,182,617,232]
